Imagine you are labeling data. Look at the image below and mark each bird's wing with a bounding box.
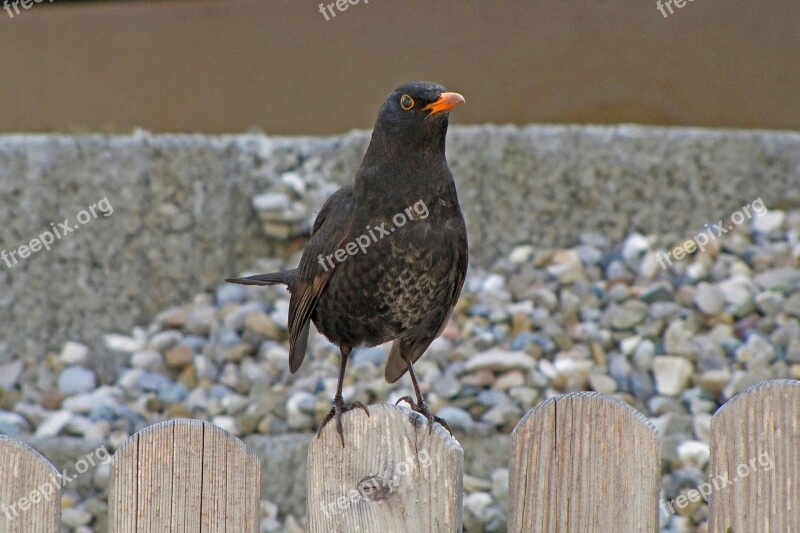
[287,186,356,372]
[384,212,468,383]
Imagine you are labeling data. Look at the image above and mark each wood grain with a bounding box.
[108,418,260,533]
[0,436,61,533]
[708,379,800,533]
[307,404,463,532]
[508,392,660,532]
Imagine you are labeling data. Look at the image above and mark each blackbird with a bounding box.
[227,81,468,445]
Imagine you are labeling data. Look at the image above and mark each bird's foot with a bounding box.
[318,395,370,447]
[395,396,452,436]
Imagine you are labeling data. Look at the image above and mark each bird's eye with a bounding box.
[400,95,414,110]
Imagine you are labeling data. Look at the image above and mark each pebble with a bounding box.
[653,357,694,396]
[694,283,725,315]
[588,373,617,394]
[161,345,191,369]
[216,283,247,306]
[0,360,23,389]
[139,372,174,392]
[436,406,473,431]
[104,333,145,353]
[35,410,73,437]
[622,233,650,264]
[186,305,218,336]
[61,507,93,528]
[245,311,280,338]
[433,373,463,398]
[754,267,800,292]
[664,321,697,358]
[132,350,165,370]
[0,411,30,435]
[547,250,585,283]
[736,335,774,368]
[212,415,239,435]
[508,245,534,265]
[608,300,649,330]
[698,369,731,395]
[677,440,710,469]
[58,367,97,396]
[785,293,800,317]
[286,392,316,430]
[751,210,785,233]
[755,291,785,316]
[464,492,494,521]
[148,330,183,352]
[465,350,535,372]
[59,342,90,365]
[723,368,772,399]
[352,346,387,365]
[553,358,592,389]
[482,403,522,428]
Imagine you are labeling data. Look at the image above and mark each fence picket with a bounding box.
[108,418,260,533]
[708,379,800,532]
[306,404,463,532]
[508,392,660,532]
[4,381,800,531]
[0,436,61,533]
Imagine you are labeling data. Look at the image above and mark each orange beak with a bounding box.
[423,92,465,115]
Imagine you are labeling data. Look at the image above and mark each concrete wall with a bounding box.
[1,126,799,365]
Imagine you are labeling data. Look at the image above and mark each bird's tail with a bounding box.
[225,269,297,286]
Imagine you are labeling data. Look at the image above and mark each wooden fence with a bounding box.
[1,379,798,532]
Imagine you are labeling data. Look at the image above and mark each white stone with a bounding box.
[464,491,493,519]
[466,350,535,372]
[652,356,694,396]
[620,335,642,356]
[554,358,592,388]
[252,191,290,212]
[211,415,239,436]
[482,274,505,292]
[61,508,92,528]
[678,440,711,469]
[695,283,725,315]
[751,210,785,233]
[622,233,650,263]
[508,245,534,265]
[104,334,145,353]
[59,341,90,365]
[35,410,73,437]
[131,350,164,370]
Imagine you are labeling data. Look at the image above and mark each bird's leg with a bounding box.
[318,346,369,447]
[396,359,452,435]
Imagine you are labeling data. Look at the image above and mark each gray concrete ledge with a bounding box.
[1,126,798,362]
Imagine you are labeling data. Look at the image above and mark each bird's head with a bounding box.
[370,81,465,153]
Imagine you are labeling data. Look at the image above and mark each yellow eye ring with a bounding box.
[400,95,414,110]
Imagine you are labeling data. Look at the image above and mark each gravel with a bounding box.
[0,206,798,532]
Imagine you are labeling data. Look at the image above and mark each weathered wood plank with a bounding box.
[108,418,261,533]
[0,436,61,533]
[508,392,660,532]
[307,404,463,532]
[708,379,800,533]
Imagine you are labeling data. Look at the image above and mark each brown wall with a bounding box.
[1,0,798,134]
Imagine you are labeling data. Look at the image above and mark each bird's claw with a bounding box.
[318,395,370,447]
[395,396,452,436]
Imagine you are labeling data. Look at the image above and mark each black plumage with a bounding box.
[228,81,468,445]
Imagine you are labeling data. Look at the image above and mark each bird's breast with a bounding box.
[312,217,465,347]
